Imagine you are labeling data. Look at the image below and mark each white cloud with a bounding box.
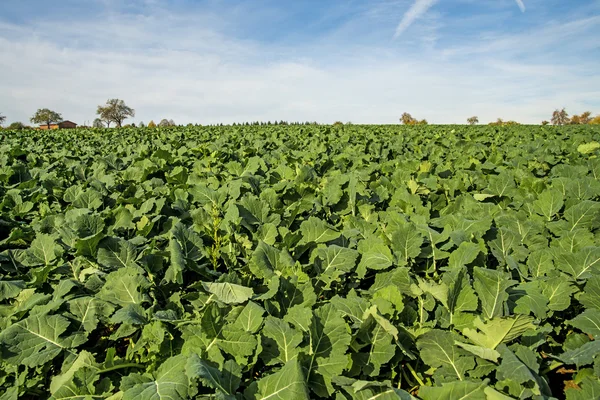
[0,2,598,126]
[515,0,526,13]
[394,0,439,38]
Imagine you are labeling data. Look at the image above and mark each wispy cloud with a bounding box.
[0,0,598,125]
[394,0,438,38]
[515,0,526,13]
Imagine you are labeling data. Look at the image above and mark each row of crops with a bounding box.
[0,125,599,399]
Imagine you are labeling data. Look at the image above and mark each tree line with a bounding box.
[2,104,600,129]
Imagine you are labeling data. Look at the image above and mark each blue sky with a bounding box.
[0,0,599,125]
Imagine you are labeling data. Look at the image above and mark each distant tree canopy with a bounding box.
[467,116,479,125]
[569,111,592,125]
[541,120,550,126]
[93,118,104,128]
[139,121,146,128]
[400,112,428,125]
[30,108,62,129]
[489,118,520,126]
[550,109,598,125]
[0,113,5,125]
[8,122,25,130]
[158,119,177,127]
[96,99,135,128]
[148,120,157,128]
[551,108,569,126]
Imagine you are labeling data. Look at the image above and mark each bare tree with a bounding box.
[467,116,479,125]
[159,119,171,127]
[30,108,62,129]
[97,99,135,128]
[579,111,592,124]
[551,108,569,126]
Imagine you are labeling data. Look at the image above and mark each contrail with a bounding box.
[515,0,526,12]
[394,0,438,39]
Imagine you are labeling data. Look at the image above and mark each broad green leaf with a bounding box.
[73,189,103,210]
[218,327,258,365]
[186,355,241,398]
[472,267,516,320]
[390,223,424,266]
[50,350,98,396]
[24,234,63,266]
[568,309,600,339]
[533,189,563,220]
[555,247,600,280]
[299,217,340,244]
[122,355,189,400]
[563,201,600,232]
[447,242,482,270]
[459,316,535,362]
[68,297,114,333]
[98,267,150,307]
[418,380,488,400]
[250,360,309,400]
[357,236,393,275]
[202,282,254,304]
[233,301,265,333]
[357,317,396,376]
[417,330,474,381]
[0,314,84,367]
[578,141,600,154]
[560,340,600,367]
[539,277,576,312]
[97,237,138,270]
[498,350,538,391]
[0,280,25,301]
[330,291,371,326]
[261,316,303,365]
[315,245,358,287]
[306,304,352,397]
[565,376,600,400]
[166,236,185,284]
[580,276,600,310]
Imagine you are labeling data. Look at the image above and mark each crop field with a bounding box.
[0,125,599,399]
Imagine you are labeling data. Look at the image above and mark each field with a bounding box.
[0,124,599,399]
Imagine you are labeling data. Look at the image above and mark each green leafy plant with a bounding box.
[0,124,599,399]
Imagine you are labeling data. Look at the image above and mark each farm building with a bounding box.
[39,120,78,130]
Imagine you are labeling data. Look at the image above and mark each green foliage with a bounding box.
[30,108,62,128]
[0,124,599,399]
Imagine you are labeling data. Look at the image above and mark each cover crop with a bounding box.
[0,124,599,399]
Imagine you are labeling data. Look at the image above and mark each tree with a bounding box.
[96,99,135,128]
[0,113,5,125]
[580,111,592,124]
[551,108,569,126]
[8,122,25,130]
[467,116,479,125]
[570,115,581,125]
[148,120,156,128]
[541,120,550,126]
[139,121,146,128]
[159,119,170,127]
[93,118,105,128]
[400,112,417,125]
[590,115,600,125]
[30,108,62,129]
